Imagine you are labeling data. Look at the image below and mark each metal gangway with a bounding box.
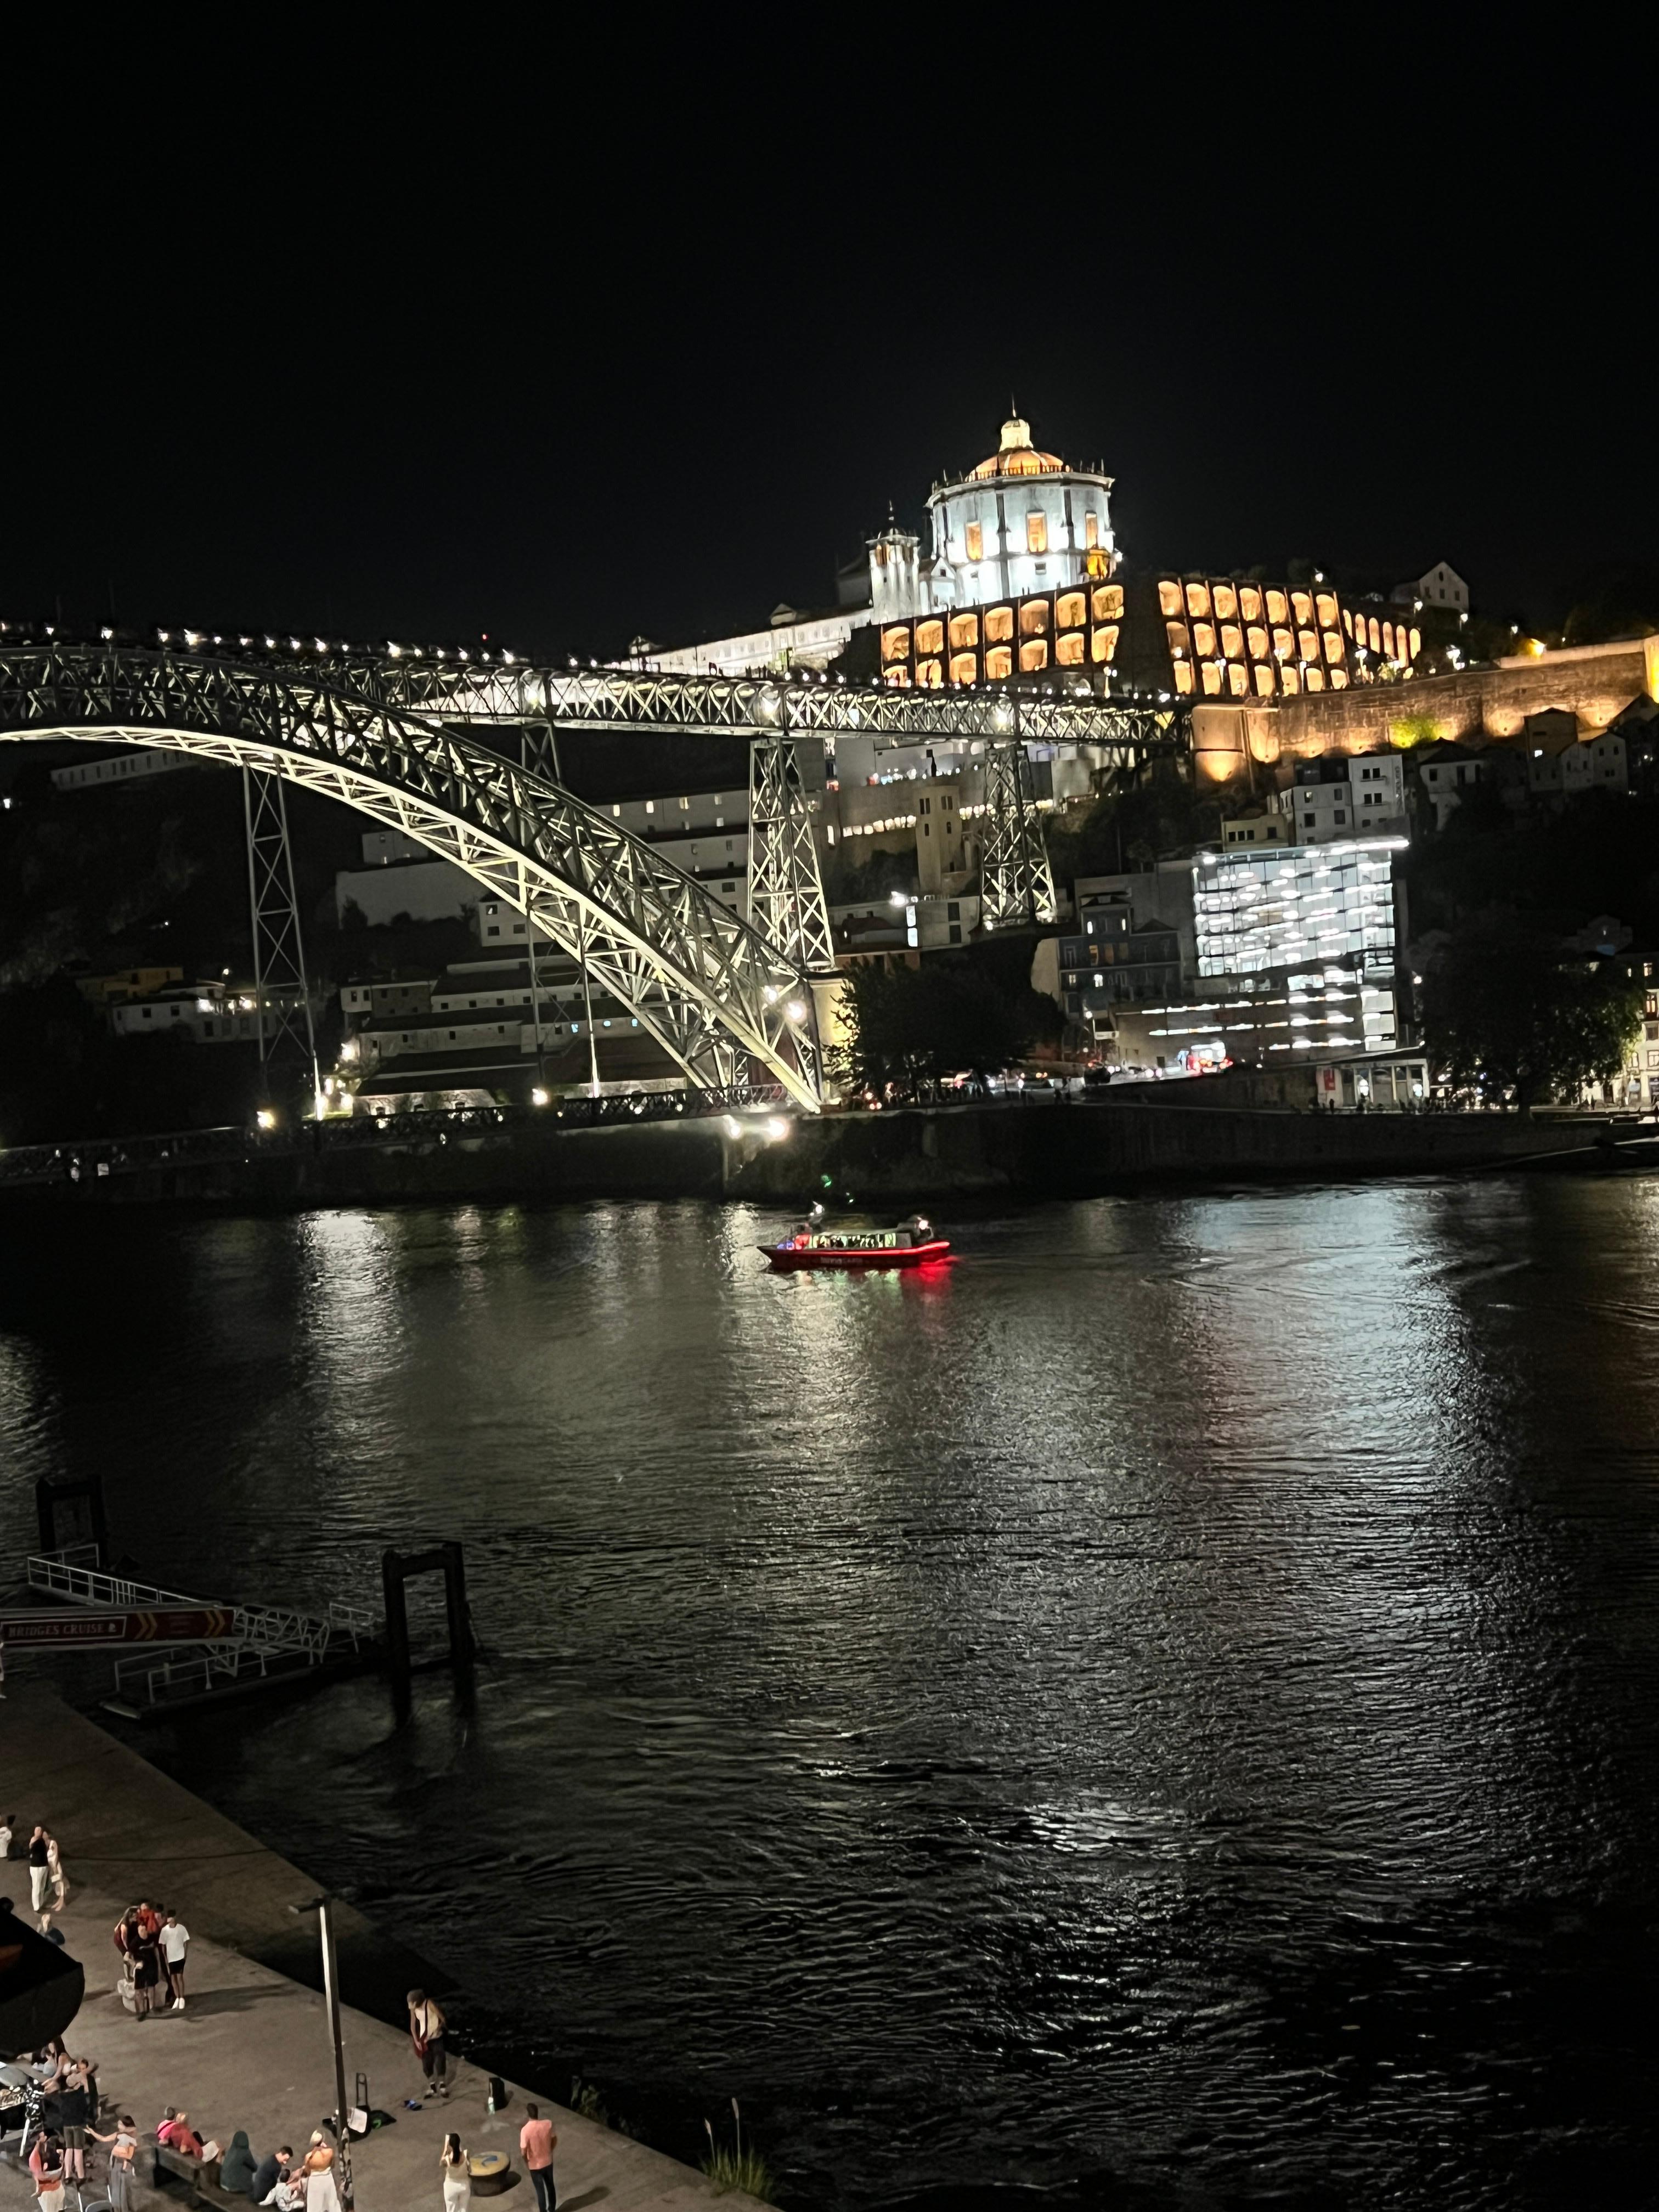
[25,1546,376,1712]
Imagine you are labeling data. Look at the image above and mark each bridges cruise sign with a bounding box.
[0,1608,236,1645]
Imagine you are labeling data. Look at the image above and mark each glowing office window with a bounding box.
[883,665,910,688]
[1091,623,1119,663]
[1093,584,1124,622]
[985,605,1013,643]
[1240,585,1262,622]
[1368,617,1381,653]
[1254,663,1276,697]
[1267,589,1289,623]
[1272,627,1293,661]
[1173,661,1195,695]
[1227,662,1250,697]
[1056,590,1086,629]
[1214,583,1238,620]
[881,627,911,664]
[1409,627,1421,658]
[985,645,1013,680]
[1306,667,1325,692]
[1201,662,1223,696]
[1292,591,1313,624]
[1186,582,1211,618]
[1019,638,1049,672]
[1159,578,1183,616]
[1193,622,1216,657]
[1020,600,1049,637]
[1315,591,1338,627]
[1166,621,1190,660]
[1025,512,1048,554]
[1323,631,1344,663]
[1246,625,1269,659]
[1056,632,1085,666]
[964,521,983,562]
[1298,629,1318,662]
[949,612,979,650]
[916,657,943,689]
[1221,624,1243,659]
[950,651,977,685]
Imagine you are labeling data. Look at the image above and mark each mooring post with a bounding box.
[381,1549,412,1695]
[36,1475,109,1564]
[441,1541,472,1669]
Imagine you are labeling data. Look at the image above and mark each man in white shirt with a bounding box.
[0,1815,14,1861]
[160,1912,191,2011]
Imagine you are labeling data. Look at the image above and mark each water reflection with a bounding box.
[3,1183,1659,2208]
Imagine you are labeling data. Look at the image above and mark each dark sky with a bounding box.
[4,35,1648,658]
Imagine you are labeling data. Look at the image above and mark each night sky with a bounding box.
[4,40,1647,659]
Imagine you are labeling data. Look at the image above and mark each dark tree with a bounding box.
[1420,910,1643,1106]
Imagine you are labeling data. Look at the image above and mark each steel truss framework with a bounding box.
[980,746,1059,927]
[0,646,823,1107]
[242,766,321,1094]
[748,738,836,976]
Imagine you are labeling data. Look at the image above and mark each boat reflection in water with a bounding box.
[760,1207,952,1272]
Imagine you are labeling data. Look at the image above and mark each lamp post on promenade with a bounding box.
[291,1895,355,2208]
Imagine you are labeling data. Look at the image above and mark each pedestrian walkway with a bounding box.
[0,1680,772,2212]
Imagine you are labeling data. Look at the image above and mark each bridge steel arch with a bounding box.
[0,646,824,1107]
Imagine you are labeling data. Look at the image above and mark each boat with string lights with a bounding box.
[760,1211,951,1272]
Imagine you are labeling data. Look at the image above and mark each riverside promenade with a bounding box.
[0,1679,772,2212]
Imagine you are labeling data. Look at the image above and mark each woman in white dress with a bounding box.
[440,2132,471,2209]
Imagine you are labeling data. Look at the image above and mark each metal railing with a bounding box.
[26,1551,374,1665]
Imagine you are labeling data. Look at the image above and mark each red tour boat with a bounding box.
[760,1212,952,1271]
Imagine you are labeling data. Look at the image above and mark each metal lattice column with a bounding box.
[747,737,836,976]
[979,744,1058,928]
[242,765,321,1102]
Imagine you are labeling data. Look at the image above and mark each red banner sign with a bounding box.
[0,1608,235,1645]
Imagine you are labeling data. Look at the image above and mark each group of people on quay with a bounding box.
[3,1819,560,2210]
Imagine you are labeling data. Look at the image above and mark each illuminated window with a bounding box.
[1280,664,1300,696]
[985,645,1013,680]
[1330,668,1349,690]
[964,521,983,563]
[1186,582,1211,619]
[883,666,910,688]
[1240,585,1262,622]
[1201,662,1223,696]
[1193,622,1216,657]
[1409,627,1421,658]
[1173,661,1195,695]
[1306,667,1325,692]
[1166,621,1190,660]
[1056,633,1085,666]
[1341,607,1353,637]
[916,619,944,656]
[1227,662,1249,697]
[1019,638,1049,672]
[1314,591,1338,627]
[1323,631,1344,664]
[1221,624,1243,659]
[1025,512,1048,554]
[1298,629,1318,662]
[1368,617,1381,653]
[916,657,943,688]
[881,627,911,664]
[1158,579,1184,617]
[1056,591,1085,629]
[1214,583,1238,620]
[1272,627,1294,661]
[1292,591,1313,624]
[1382,622,1396,658]
[1019,601,1049,637]
[1254,664,1276,697]
[949,651,977,684]
[949,612,979,650]
[1092,584,1124,622]
[1085,512,1100,549]
[1091,624,1119,663]
[1246,625,1269,660]
[985,605,1013,644]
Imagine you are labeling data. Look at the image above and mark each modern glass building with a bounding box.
[1193,838,1404,983]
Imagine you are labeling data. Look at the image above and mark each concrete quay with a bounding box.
[0,1680,772,2212]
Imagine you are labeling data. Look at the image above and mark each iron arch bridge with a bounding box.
[0,642,827,1108]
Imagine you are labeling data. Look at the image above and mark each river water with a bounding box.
[4,1182,1659,2210]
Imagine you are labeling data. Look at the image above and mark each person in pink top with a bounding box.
[518,2104,557,2212]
